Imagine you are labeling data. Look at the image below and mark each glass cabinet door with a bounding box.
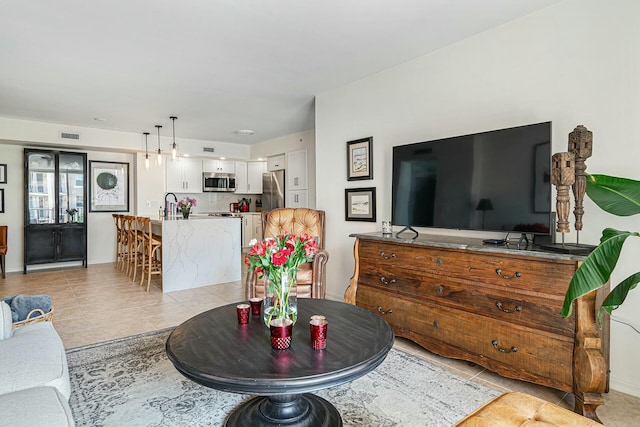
[27,152,56,224]
[59,153,85,223]
[24,148,88,273]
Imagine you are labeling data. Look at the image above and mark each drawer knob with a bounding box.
[377,306,393,315]
[436,285,443,295]
[436,258,442,266]
[380,276,397,286]
[495,269,522,279]
[492,340,518,353]
[433,320,439,328]
[495,301,522,313]
[380,252,396,260]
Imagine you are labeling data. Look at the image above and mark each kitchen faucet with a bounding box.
[164,192,177,218]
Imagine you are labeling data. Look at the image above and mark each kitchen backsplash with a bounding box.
[171,192,261,213]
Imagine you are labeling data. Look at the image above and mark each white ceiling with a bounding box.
[0,0,562,145]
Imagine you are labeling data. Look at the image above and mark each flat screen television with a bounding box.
[392,122,552,236]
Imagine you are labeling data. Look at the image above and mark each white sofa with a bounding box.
[0,301,74,426]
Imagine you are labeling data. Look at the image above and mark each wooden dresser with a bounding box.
[344,234,609,421]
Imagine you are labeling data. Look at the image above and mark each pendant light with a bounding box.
[155,125,163,166]
[143,132,150,170]
[170,116,178,160]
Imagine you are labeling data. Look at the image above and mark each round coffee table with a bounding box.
[166,298,394,427]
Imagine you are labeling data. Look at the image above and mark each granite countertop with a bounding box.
[349,232,588,262]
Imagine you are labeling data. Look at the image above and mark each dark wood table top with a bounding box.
[166,298,394,396]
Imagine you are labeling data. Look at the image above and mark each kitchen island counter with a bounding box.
[151,217,241,292]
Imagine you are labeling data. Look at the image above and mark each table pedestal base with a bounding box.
[225,393,342,427]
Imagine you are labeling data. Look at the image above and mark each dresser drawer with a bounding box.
[356,286,574,388]
[358,240,576,297]
[357,268,574,337]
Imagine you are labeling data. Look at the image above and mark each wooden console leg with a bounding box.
[573,289,608,422]
[574,392,604,423]
[343,238,360,305]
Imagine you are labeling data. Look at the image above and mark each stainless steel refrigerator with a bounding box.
[262,170,285,211]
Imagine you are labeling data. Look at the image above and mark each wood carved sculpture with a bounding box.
[552,152,575,240]
[568,125,593,239]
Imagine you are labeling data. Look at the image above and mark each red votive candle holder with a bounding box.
[310,318,328,350]
[249,297,262,315]
[270,318,293,349]
[236,304,250,324]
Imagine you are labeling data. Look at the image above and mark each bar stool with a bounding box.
[0,226,7,279]
[112,214,124,270]
[121,215,136,275]
[139,217,162,291]
[130,216,146,282]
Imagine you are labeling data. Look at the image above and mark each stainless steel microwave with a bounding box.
[203,172,237,192]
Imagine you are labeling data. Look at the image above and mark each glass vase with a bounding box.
[182,208,190,219]
[263,268,298,327]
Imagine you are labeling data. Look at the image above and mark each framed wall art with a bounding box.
[89,161,129,212]
[0,164,6,184]
[345,187,376,222]
[347,137,373,181]
[0,189,4,213]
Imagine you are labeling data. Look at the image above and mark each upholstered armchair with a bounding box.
[245,208,329,299]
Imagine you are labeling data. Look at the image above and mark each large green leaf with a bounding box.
[586,174,640,216]
[561,229,638,317]
[599,272,640,321]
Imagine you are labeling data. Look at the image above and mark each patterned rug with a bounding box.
[66,328,500,426]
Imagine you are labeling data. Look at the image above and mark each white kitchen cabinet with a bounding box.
[166,157,203,193]
[286,190,308,208]
[235,161,248,193]
[235,161,265,194]
[286,149,307,190]
[247,161,266,194]
[202,159,235,173]
[267,154,285,171]
[242,213,263,246]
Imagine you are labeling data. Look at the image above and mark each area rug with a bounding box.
[66,329,500,426]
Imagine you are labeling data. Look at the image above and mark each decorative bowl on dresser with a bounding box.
[344,233,609,423]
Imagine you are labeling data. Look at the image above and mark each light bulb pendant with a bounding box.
[170,116,178,160]
[155,125,163,166]
[143,132,150,170]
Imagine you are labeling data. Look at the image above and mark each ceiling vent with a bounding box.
[203,147,215,153]
[59,132,80,140]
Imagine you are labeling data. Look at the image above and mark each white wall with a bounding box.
[315,0,640,396]
[0,116,251,159]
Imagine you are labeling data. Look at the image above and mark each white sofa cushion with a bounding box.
[0,387,74,426]
[0,321,70,399]
[0,301,12,340]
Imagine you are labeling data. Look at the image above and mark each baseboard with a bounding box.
[610,375,640,398]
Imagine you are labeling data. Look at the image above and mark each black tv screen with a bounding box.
[392,122,552,235]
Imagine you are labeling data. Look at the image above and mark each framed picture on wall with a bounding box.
[0,164,6,184]
[345,187,376,222]
[347,137,373,181]
[0,189,4,213]
[89,161,129,212]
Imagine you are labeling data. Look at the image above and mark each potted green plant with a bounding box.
[561,174,640,320]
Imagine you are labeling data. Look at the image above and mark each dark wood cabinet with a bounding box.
[345,234,609,421]
[24,149,87,272]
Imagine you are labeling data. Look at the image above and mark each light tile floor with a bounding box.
[2,263,638,426]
